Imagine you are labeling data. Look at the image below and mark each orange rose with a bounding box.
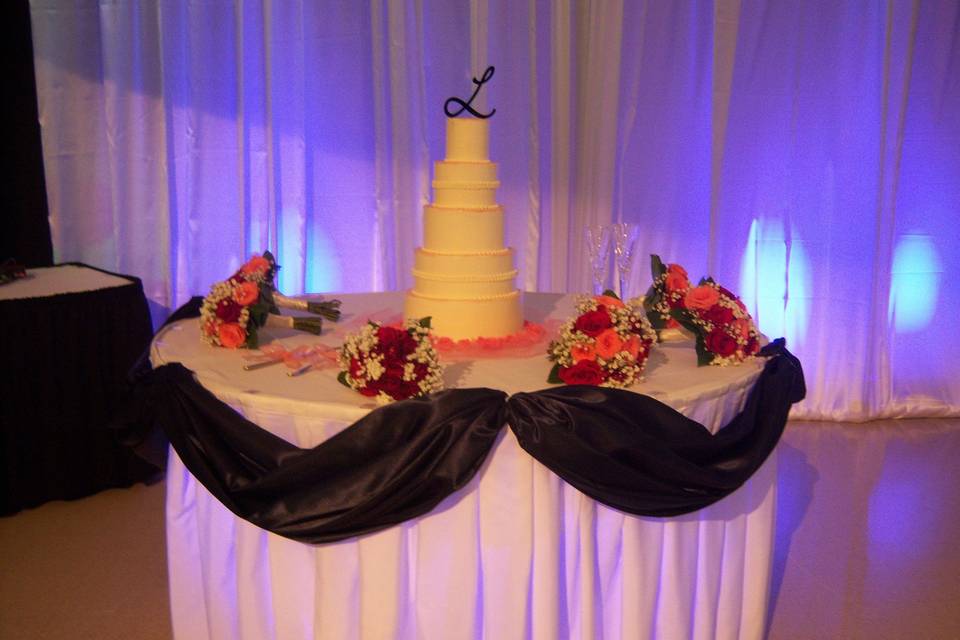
[593,294,625,309]
[218,322,247,348]
[684,285,720,310]
[623,335,640,359]
[570,341,597,362]
[234,281,259,306]
[594,328,624,359]
[667,263,688,279]
[665,271,690,293]
[240,255,270,275]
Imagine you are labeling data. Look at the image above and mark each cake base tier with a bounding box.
[404,290,523,340]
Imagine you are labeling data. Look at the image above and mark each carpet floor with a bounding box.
[2,418,958,639]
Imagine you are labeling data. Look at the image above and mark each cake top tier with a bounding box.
[445,118,489,162]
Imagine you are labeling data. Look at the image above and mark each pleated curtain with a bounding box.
[30,0,960,421]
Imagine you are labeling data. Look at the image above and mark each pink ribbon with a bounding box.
[252,342,340,373]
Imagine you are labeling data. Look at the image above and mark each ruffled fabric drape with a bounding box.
[29,0,960,420]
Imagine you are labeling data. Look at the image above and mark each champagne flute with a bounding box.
[612,223,640,299]
[584,225,612,294]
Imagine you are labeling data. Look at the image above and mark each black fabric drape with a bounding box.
[505,340,804,517]
[0,266,157,515]
[126,336,803,543]
[4,0,53,267]
[141,364,506,543]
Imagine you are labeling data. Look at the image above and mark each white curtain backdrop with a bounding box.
[30,0,959,421]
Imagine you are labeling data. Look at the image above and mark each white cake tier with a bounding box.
[411,268,518,297]
[423,204,504,252]
[414,247,514,273]
[432,160,499,206]
[434,160,497,182]
[445,118,489,161]
[432,181,499,207]
[404,289,523,340]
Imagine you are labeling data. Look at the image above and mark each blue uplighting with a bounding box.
[888,234,941,333]
[739,219,811,346]
[306,229,342,293]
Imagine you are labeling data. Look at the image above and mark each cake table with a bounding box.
[151,291,778,640]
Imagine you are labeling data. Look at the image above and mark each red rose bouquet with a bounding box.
[337,318,443,403]
[644,255,761,366]
[547,291,657,388]
[200,251,341,349]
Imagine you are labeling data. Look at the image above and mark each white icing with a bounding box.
[445,118,489,161]
[405,118,522,339]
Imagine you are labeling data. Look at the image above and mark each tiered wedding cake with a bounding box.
[404,117,522,340]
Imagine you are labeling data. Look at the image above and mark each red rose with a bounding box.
[718,285,748,313]
[349,357,363,378]
[667,291,687,310]
[216,298,242,323]
[705,328,738,357]
[377,376,405,399]
[383,361,406,381]
[376,326,416,357]
[573,307,612,337]
[558,360,605,386]
[364,358,416,400]
[359,386,378,397]
[399,380,422,400]
[745,336,760,355]
[701,304,734,327]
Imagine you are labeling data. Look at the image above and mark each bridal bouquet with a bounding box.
[337,318,443,403]
[200,251,341,349]
[644,255,761,366]
[547,292,657,388]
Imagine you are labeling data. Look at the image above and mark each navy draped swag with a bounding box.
[124,337,804,544]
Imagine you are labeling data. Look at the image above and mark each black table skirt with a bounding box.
[0,264,158,515]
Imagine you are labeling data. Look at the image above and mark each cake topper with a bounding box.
[444,66,496,119]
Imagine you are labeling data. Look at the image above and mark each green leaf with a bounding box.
[650,254,667,278]
[671,309,701,335]
[418,316,432,328]
[262,288,280,314]
[647,310,668,331]
[337,371,350,387]
[368,320,380,329]
[262,251,280,283]
[248,303,269,329]
[601,289,619,300]
[547,363,563,384]
[694,332,714,366]
[245,330,259,350]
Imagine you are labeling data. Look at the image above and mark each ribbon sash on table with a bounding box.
[123,339,804,544]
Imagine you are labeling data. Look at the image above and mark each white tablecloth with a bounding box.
[0,264,132,300]
[152,292,776,640]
